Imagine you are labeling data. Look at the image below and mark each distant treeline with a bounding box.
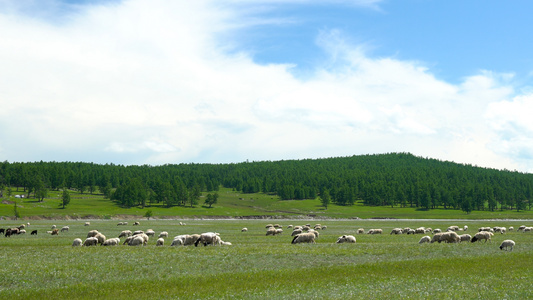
[0,153,532,212]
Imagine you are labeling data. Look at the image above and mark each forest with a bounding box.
[0,153,532,213]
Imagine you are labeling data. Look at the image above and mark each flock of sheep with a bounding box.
[3,221,530,252]
[262,222,526,251]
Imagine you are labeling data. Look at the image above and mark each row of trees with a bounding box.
[0,153,532,212]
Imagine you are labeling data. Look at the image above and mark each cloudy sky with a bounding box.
[1,0,533,172]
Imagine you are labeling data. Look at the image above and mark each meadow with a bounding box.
[0,219,532,299]
[2,187,533,220]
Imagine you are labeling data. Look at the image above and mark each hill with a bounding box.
[1,153,532,219]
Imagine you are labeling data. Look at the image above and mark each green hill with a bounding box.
[1,153,532,219]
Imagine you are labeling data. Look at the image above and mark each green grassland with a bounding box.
[0,219,532,299]
[1,187,532,220]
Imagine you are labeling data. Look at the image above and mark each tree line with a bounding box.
[0,153,532,213]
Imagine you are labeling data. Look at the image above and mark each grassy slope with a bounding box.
[1,187,533,220]
[0,219,531,299]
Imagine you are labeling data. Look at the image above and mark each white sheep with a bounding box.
[195,232,220,247]
[390,228,403,235]
[415,227,426,234]
[266,227,277,236]
[471,231,494,243]
[156,238,165,246]
[158,231,168,238]
[430,232,444,243]
[102,238,120,246]
[336,235,356,243]
[83,237,98,246]
[463,225,468,231]
[276,228,283,235]
[94,233,106,245]
[129,235,145,246]
[523,227,532,232]
[499,240,515,251]
[441,231,460,243]
[287,225,293,229]
[133,230,144,236]
[87,230,99,238]
[508,226,514,231]
[72,238,83,247]
[123,236,135,245]
[241,228,248,232]
[61,226,69,232]
[291,232,316,244]
[84,222,90,226]
[51,225,57,230]
[459,234,472,242]
[418,236,431,244]
[146,229,156,237]
[433,229,442,234]
[171,234,200,246]
[119,230,132,238]
[367,229,383,235]
[133,221,140,226]
[291,229,303,236]
[18,229,26,234]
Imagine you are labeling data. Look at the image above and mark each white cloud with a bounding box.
[0,0,531,172]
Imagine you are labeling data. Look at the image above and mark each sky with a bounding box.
[1,0,533,172]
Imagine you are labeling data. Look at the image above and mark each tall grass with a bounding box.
[0,219,531,299]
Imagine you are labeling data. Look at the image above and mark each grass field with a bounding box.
[2,187,533,220]
[0,219,532,299]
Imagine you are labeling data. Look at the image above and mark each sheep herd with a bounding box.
[2,221,530,252]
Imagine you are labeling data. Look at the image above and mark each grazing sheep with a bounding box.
[336,235,356,243]
[430,232,444,243]
[171,234,200,246]
[314,224,322,230]
[241,228,248,232]
[51,229,59,235]
[463,225,468,231]
[266,227,277,236]
[471,231,494,243]
[156,238,165,246]
[508,226,514,231]
[291,229,303,236]
[195,232,220,247]
[291,232,316,244]
[418,236,431,244]
[94,233,106,245]
[524,227,532,232]
[146,229,156,237]
[447,226,460,232]
[133,230,144,236]
[357,228,365,234]
[51,225,57,230]
[102,238,120,246]
[72,238,82,247]
[265,224,274,229]
[287,225,293,229]
[18,229,26,235]
[84,222,90,226]
[83,237,98,246]
[406,229,416,235]
[459,234,472,242]
[133,221,140,226]
[18,224,25,230]
[390,228,403,235]
[367,229,383,235]
[441,231,461,243]
[123,236,135,245]
[308,229,319,238]
[123,222,128,226]
[129,236,145,246]
[275,228,283,235]
[518,225,526,231]
[119,230,132,238]
[415,227,426,234]
[138,233,149,244]
[61,226,69,232]
[433,229,442,234]
[87,230,99,238]
[159,232,169,238]
[499,240,515,251]
[0,228,4,234]
[31,230,38,235]
[322,225,327,230]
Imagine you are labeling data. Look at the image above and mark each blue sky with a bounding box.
[1,0,533,172]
